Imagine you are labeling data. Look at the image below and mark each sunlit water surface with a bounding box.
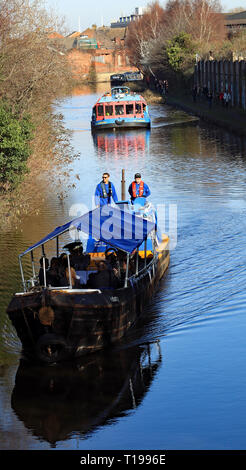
[1,84,246,450]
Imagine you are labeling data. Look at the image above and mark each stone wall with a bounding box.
[194,60,246,109]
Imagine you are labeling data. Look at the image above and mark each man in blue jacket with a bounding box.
[128,173,151,203]
[95,172,118,206]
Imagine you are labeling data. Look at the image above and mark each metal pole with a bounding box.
[124,253,130,287]
[121,169,126,200]
[135,247,139,275]
[151,230,156,256]
[56,236,59,258]
[67,253,72,289]
[30,251,36,279]
[144,239,147,267]
[41,245,47,287]
[19,256,26,292]
[42,256,47,287]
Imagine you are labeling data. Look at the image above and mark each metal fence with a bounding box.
[194,60,246,109]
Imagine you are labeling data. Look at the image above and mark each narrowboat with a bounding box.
[110,71,143,87]
[7,199,169,364]
[91,86,151,130]
[110,73,126,87]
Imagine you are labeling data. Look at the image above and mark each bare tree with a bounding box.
[163,0,225,46]
[0,0,72,115]
[0,0,76,197]
[126,2,166,71]
[126,0,225,77]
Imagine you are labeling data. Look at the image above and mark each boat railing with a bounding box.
[123,234,159,288]
[129,251,157,280]
[111,86,130,96]
[17,213,159,293]
[20,247,158,295]
[22,246,158,294]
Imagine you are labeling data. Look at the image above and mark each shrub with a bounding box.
[0,102,34,189]
[166,33,196,74]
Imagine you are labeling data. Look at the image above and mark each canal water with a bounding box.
[1,84,246,451]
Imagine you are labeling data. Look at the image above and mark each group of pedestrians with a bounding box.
[219,91,231,107]
[94,172,151,207]
[191,85,232,109]
[154,78,169,96]
[144,75,169,96]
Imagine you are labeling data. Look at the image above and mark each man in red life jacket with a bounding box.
[128,173,151,203]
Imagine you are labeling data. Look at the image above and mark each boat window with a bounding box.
[126,104,134,114]
[135,103,142,114]
[143,103,146,112]
[115,105,124,115]
[105,105,113,116]
[97,105,104,117]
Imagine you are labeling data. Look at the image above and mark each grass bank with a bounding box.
[141,88,165,104]
[165,91,246,137]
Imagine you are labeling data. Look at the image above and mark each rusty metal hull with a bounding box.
[7,249,169,364]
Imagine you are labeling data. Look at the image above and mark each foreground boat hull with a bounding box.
[7,244,169,364]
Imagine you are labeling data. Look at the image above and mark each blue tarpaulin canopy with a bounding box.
[20,206,156,257]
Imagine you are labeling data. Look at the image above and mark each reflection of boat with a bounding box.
[11,342,162,446]
[92,129,150,158]
[7,201,169,364]
[91,86,151,130]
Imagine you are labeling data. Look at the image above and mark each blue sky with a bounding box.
[45,0,246,33]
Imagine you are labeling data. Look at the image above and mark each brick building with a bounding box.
[49,26,136,81]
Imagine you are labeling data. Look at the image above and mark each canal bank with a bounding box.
[165,91,246,137]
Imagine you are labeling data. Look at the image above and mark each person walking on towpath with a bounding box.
[128,173,151,203]
[224,91,231,108]
[95,172,118,207]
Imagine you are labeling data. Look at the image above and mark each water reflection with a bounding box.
[11,342,161,446]
[199,123,246,159]
[92,129,151,160]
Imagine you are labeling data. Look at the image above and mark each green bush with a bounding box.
[166,32,196,78]
[0,102,34,188]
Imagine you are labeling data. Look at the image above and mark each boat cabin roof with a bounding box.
[20,206,155,258]
[96,87,146,105]
[111,86,130,95]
